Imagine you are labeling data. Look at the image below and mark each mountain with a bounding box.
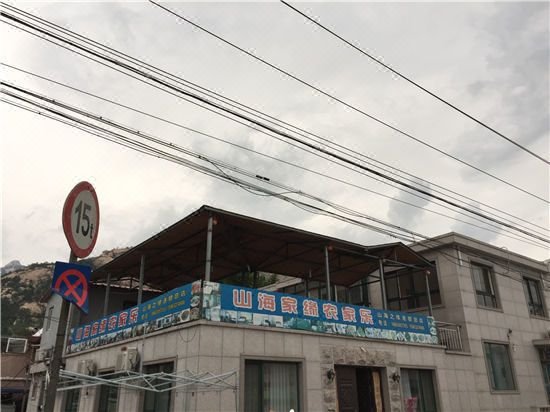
[0,248,130,338]
[1,260,26,276]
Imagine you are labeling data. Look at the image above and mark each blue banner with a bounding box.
[52,261,91,314]
[68,281,201,353]
[203,282,437,344]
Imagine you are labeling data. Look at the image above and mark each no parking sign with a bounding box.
[51,261,91,314]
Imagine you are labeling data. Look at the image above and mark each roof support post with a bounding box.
[103,273,111,317]
[137,255,145,306]
[324,246,332,301]
[205,214,214,282]
[425,270,433,317]
[379,258,387,310]
[305,270,311,298]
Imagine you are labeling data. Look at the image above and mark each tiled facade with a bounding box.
[27,233,550,412]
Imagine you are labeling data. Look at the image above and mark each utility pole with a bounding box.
[43,251,77,412]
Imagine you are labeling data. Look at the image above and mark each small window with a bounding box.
[97,371,119,412]
[401,368,437,412]
[143,362,173,412]
[523,277,545,317]
[471,263,498,308]
[6,338,27,353]
[245,360,300,412]
[483,342,516,391]
[64,388,80,412]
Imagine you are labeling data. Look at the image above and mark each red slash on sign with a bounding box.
[54,269,89,307]
[51,261,91,314]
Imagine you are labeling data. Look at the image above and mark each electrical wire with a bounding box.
[2,71,547,245]
[2,14,548,245]
[148,1,550,201]
[1,8,548,237]
[1,4,547,234]
[280,0,550,166]
[4,82,549,250]
[0,95,432,244]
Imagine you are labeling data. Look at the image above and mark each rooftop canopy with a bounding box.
[92,205,431,291]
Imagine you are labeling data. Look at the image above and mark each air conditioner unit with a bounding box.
[115,347,139,372]
[77,360,97,376]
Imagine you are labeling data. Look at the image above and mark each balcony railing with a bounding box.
[435,321,463,352]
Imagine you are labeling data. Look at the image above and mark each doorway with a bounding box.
[335,366,384,412]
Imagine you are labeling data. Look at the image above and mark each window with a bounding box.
[523,277,545,317]
[64,388,80,412]
[245,360,300,412]
[385,264,441,311]
[97,372,119,412]
[471,263,498,308]
[483,342,516,391]
[401,369,437,412]
[143,362,173,412]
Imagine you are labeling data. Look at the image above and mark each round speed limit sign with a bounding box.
[62,181,100,258]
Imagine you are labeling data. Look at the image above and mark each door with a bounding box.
[336,366,385,412]
[336,366,359,412]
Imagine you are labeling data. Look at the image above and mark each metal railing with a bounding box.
[435,321,464,351]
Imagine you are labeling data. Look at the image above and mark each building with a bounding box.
[26,205,550,412]
[1,334,39,412]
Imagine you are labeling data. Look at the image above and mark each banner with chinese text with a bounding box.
[67,280,201,353]
[202,282,438,344]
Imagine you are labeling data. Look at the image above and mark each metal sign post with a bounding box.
[43,182,99,412]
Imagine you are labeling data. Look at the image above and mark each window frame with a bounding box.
[523,276,546,318]
[399,366,439,412]
[240,355,304,412]
[63,387,81,412]
[384,262,441,312]
[95,369,120,412]
[470,262,500,310]
[140,360,175,412]
[482,340,518,393]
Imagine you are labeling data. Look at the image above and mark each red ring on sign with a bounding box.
[62,181,100,258]
[54,268,89,307]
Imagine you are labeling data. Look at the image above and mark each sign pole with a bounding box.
[44,180,100,412]
[43,251,77,412]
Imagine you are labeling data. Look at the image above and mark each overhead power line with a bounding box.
[3,91,547,273]
[148,0,549,201]
[0,94,423,243]
[3,77,547,248]
[280,0,550,166]
[1,6,548,244]
[1,5,547,235]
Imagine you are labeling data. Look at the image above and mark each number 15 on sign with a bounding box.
[62,181,100,258]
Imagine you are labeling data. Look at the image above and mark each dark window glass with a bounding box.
[523,277,545,317]
[401,369,437,412]
[64,389,80,412]
[97,372,119,412]
[472,264,498,308]
[483,342,516,391]
[384,264,440,311]
[143,362,174,412]
[245,360,300,412]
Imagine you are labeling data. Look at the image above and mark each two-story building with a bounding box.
[26,206,550,412]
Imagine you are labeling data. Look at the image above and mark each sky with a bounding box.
[1,1,549,266]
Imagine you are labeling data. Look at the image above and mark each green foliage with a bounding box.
[1,274,49,337]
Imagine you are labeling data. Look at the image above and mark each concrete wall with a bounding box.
[54,320,543,412]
